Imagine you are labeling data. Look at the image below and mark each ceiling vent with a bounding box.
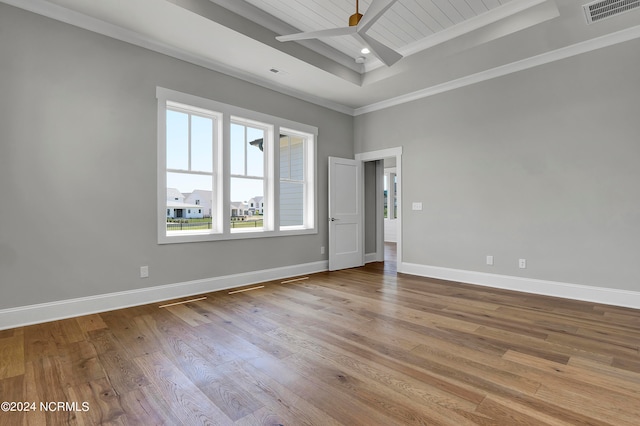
[583,0,640,23]
[268,67,288,76]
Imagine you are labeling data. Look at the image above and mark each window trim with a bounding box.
[229,116,272,233]
[279,128,315,231]
[157,87,317,244]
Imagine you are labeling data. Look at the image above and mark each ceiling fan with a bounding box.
[275,0,403,67]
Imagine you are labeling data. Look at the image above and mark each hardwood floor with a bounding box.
[1,264,640,425]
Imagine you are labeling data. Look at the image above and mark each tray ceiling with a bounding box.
[244,0,515,65]
[3,0,639,113]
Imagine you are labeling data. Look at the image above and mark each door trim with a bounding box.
[355,147,403,269]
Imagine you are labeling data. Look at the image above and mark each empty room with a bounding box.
[1,0,639,424]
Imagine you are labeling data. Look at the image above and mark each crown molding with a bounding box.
[3,1,639,118]
[355,24,640,116]
[0,0,356,116]
[364,0,552,73]
[208,0,364,74]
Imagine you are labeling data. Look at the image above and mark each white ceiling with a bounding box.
[243,0,515,64]
[4,0,640,114]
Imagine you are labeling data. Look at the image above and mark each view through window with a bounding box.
[158,88,317,243]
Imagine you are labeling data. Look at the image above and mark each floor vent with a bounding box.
[583,0,640,23]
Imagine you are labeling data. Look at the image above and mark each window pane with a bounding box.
[230,123,245,175]
[191,115,213,172]
[230,177,263,230]
[166,110,188,170]
[166,172,213,232]
[394,175,398,218]
[280,135,290,179]
[160,91,315,242]
[246,126,264,177]
[384,175,388,219]
[290,136,304,181]
[280,182,304,226]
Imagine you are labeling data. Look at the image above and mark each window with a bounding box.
[280,132,312,229]
[384,169,397,220]
[157,87,316,243]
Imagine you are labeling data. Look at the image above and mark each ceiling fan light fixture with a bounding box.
[349,12,363,26]
[275,0,403,67]
[361,47,370,54]
[349,0,363,26]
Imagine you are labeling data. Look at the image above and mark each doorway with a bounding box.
[356,147,402,272]
[383,161,398,270]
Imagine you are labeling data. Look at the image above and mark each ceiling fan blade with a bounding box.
[276,26,356,42]
[355,32,403,67]
[357,0,399,33]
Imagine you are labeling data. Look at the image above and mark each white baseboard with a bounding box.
[399,262,640,310]
[365,252,383,264]
[0,261,328,330]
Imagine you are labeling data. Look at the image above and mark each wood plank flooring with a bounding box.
[1,261,640,425]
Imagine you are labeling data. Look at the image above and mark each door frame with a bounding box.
[355,147,402,269]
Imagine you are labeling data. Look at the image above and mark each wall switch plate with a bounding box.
[519,259,526,269]
[320,246,325,254]
[486,255,494,266]
[140,266,149,278]
[412,202,423,211]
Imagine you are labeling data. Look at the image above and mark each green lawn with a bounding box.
[167,217,263,231]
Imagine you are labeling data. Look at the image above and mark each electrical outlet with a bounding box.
[519,259,526,269]
[412,202,423,211]
[486,255,494,266]
[140,265,149,278]
[321,246,325,254]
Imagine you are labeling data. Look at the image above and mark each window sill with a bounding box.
[158,227,317,244]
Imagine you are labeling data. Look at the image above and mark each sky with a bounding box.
[166,110,265,202]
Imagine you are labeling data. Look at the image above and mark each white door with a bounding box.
[328,157,364,271]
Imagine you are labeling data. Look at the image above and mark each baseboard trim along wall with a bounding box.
[0,261,328,331]
[365,252,383,264]
[400,262,640,310]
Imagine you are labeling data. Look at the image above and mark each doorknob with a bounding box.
[330,218,340,221]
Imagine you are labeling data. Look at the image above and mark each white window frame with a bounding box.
[229,116,273,234]
[279,128,315,231]
[157,87,317,244]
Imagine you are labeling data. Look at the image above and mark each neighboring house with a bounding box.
[166,188,204,219]
[184,189,213,218]
[166,201,204,219]
[166,188,185,204]
[247,196,264,215]
[230,202,248,220]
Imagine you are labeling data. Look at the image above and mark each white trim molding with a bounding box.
[356,147,403,270]
[3,1,639,117]
[355,24,640,116]
[364,0,552,73]
[0,261,328,331]
[0,0,354,115]
[400,262,640,310]
[355,147,403,162]
[365,252,383,264]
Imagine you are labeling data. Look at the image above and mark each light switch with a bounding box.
[412,202,423,211]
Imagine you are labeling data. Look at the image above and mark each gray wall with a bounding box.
[0,4,353,309]
[355,38,640,292]
[364,160,379,255]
